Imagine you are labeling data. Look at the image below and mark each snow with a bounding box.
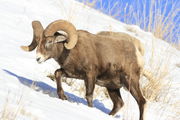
[0,0,179,120]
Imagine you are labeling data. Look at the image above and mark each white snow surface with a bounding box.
[0,0,180,120]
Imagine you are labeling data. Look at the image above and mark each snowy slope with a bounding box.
[0,0,180,120]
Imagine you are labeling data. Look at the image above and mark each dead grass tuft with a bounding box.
[80,0,179,43]
[0,91,38,120]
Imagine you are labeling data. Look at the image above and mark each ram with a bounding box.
[21,20,150,120]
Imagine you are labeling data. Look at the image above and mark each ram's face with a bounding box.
[36,37,53,63]
[36,35,66,63]
[21,20,78,63]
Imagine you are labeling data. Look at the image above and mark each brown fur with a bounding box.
[22,21,146,120]
[97,31,155,81]
[97,31,145,56]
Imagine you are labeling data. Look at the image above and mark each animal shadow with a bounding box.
[3,69,112,115]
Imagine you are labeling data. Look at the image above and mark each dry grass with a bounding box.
[133,0,179,41]
[0,91,38,120]
[141,46,172,101]
[80,0,179,43]
[140,39,180,119]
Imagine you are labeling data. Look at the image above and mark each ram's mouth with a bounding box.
[36,53,49,64]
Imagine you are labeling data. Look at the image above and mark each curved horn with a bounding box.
[21,21,44,51]
[44,20,78,49]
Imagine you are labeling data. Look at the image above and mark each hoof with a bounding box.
[58,93,68,100]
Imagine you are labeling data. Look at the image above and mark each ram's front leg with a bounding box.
[85,72,96,107]
[54,68,67,100]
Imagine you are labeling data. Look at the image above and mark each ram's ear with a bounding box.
[54,36,67,43]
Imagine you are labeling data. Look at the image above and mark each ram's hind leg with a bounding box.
[107,88,124,115]
[130,82,146,120]
[128,72,146,120]
[55,68,67,100]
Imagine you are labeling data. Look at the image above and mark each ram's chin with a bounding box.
[36,53,49,64]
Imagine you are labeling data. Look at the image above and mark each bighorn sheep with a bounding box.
[21,20,148,120]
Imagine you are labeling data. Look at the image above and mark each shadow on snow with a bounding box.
[3,69,112,115]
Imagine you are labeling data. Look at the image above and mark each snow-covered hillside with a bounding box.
[0,0,179,120]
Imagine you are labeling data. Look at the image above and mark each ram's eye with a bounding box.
[45,41,53,49]
[47,41,53,44]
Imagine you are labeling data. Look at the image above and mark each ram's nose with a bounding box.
[36,57,42,64]
[36,53,47,63]
[36,57,41,62]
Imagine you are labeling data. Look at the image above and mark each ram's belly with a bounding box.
[64,68,85,80]
[96,78,123,89]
